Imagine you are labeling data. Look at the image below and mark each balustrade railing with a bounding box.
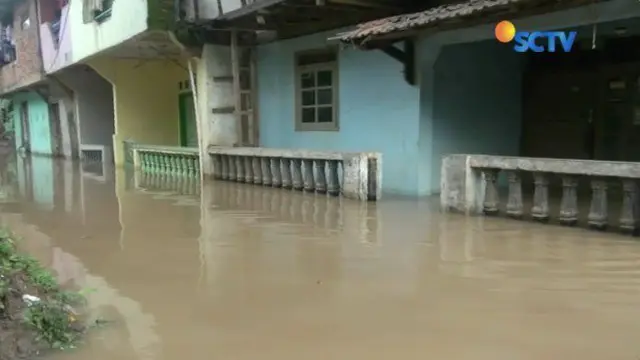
[207,146,381,201]
[134,171,200,196]
[132,144,200,176]
[441,155,640,234]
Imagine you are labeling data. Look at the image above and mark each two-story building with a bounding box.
[0,0,200,170]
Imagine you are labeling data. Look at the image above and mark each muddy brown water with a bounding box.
[1,156,640,359]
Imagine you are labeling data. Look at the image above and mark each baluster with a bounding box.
[261,158,272,186]
[213,155,222,179]
[174,155,181,175]
[224,155,233,180]
[271,158,282,187]
[183,156,190,176]
[280,158,291,188]
[193,156,200,175]
[139,153,147,171]
[151,153,158,172]
[177,156,184,175]
[171,155,178,175]
[314,160,327,193]
[559,175,579,226]
[146,153,153,171]
[302,159,315,192]
[587,178,608,230]
[148,154,156,172]
[235,156,244,182]
[505,170,523,218]
[327,160,340,196]
[176,156,184,175]
[169,155,177,175]
[164,155,172,174]
[291,159,303,191]
[182,156,190,176]
[481,168,499,215]
[162,154,170,173]
[620,179,639,234]
[244,157,253,183]
[531,172,550,222]
[252,157,262,184]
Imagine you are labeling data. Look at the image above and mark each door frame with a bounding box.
[48,101,62,156]
[178,91,194,147]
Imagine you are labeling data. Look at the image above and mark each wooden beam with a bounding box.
[231,30,243,146]
[329,0,402,10]
[379,39,415,86]
[216,0,285,20]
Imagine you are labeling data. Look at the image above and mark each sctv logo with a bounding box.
[495,20,577,53]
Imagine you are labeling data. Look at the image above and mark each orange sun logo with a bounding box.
[495,20,516,43]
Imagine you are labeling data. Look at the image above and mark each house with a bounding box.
[185,0,640,197]
[0,0,197,170]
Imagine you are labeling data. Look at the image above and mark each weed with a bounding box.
[23,301,81,350]
[0,227,92,350]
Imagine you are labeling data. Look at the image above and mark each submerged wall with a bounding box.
[256,31,420,196]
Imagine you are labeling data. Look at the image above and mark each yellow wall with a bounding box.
[88,58,186,165]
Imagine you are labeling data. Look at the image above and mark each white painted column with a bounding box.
[196,44,238,176]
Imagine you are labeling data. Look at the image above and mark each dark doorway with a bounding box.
[48,102,62,156]
[19,101,30,153]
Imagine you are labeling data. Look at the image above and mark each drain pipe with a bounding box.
[187,58,204,180]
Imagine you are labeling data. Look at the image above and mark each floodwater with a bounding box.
[1,155,640,359]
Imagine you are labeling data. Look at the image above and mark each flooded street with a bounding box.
[1,156,640,359]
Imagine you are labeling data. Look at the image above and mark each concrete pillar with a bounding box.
[196,44,238,176]
[417,39,442,195]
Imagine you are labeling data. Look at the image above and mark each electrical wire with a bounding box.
[47,0,71,73]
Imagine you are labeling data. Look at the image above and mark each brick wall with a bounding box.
[0,0,44,94]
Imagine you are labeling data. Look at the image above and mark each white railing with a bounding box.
[441,154,640,233]
[207,146,382,201]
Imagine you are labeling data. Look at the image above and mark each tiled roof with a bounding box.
[334,0,529,43]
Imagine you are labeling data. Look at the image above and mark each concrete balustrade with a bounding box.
[134,171,201,196]
[131,144,200,176]
[441,154,640,234]
[207,146,382,201]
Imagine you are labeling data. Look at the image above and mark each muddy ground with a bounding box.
[0,271,43,360]
[0,234,86,360]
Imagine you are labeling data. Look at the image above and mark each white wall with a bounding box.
[184,0,244,20]
[68,0,148,62]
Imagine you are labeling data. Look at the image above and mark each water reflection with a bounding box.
[0,155,640,359]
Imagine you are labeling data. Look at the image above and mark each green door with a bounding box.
[179,93,198,147]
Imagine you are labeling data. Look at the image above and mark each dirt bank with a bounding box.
[0,231,86,360]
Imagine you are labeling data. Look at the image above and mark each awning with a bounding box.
[332,0,605,47]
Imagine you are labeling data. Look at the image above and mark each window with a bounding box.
[295,48,338,131]
[83,0,113,24]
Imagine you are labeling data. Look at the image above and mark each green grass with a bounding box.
[0,228,91,350]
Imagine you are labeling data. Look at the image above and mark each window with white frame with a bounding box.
[295,48,338,131]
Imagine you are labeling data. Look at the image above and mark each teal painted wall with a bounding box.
[256,30,421,195]
[429,40,525,193]
[255,30,523,196]
[11,93,52,156]
[30,156,54,210]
